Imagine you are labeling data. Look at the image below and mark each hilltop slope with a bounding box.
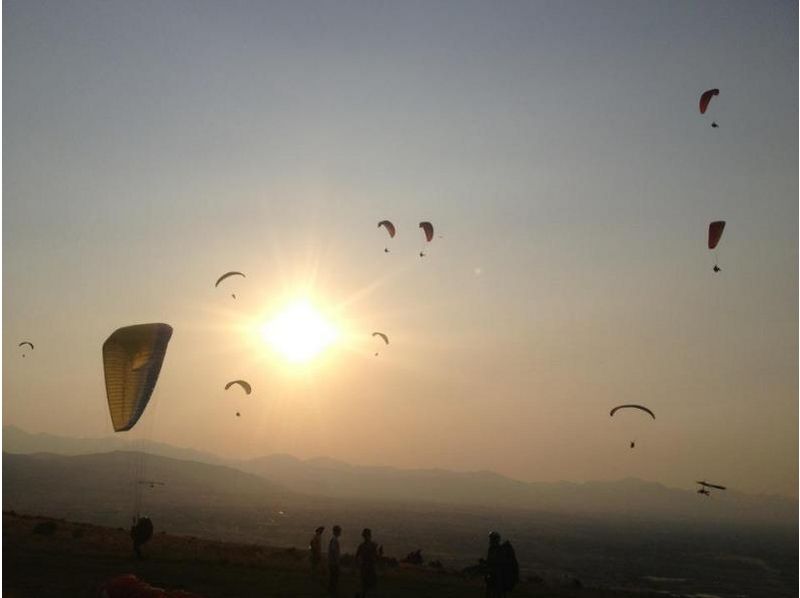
[2,511,671,598]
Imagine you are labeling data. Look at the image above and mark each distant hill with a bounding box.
[4,426,796,525]
[238,454,796,524]
[3,425,228,465]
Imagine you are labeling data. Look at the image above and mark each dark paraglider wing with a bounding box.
[103,323,173,432]
[609,404,656,419]
[224,379,252,395]
[708,221,725,250]
[419,221,434,242]
[378,221,396,238]
[699,89,719,114]
[18,341,34,350]
[215,271,246,288]
[372,332,389,345]
[696,481,726,490]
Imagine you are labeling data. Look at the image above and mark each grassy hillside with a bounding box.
[4,511,647,598]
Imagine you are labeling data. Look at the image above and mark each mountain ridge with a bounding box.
[3,426,795,525]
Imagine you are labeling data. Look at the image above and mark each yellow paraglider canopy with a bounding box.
[103,323,173,432]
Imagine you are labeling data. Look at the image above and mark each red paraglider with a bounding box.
[708,221,725,249]
[418,221,434,257]
[378,221,396,253]
[709,221,726,273]
[699,89,719,115]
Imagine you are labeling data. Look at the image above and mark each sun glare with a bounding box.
[260,301,339,363]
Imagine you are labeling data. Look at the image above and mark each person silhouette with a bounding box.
[309,526,325,573]
[328,525,342,596]
[356,528,378,597]
[130,516,153,560]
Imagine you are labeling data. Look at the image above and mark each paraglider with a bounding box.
[609,405,655,419]
[103,323,172,561]
[103,323,173,432]
[372,331,389,356]
[225,380,250,418]
[138,480,165,490]
[224,379,252,395]
[696,480,726,497]
[699,88,719,122]
[610,405,654,449]
[709,221,726,272]
[696,480,726,490]
[418,221,434,257]
[378,221,396,253]
[18,341,33,358]
[215,271,245,299]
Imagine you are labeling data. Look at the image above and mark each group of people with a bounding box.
[308,526,518,597]
[309,526,379,597]
[131,516,517,596]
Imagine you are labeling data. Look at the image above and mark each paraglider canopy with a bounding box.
[699,89,719,114]
[609,404,655,419]
[378,220,396,238]
[708,221,725,250]
[371,332,389,345]
[214,271,245,287]
[18,341,34,350]
[224,379,252,395]
[419,221,434,243]
[696,480,726,490]
[103,323,173,432]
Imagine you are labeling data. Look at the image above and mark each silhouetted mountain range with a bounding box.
[4,426,795,525]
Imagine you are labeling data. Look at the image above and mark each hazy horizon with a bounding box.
[4,0,797,499]
[4,423,799,503]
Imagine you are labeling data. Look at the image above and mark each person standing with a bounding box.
[355,528,378,597]
[485,531,505,597]
[485,531,519,598]
[130,516,153,560]
[328,525,342,596]
[309,526,325,573]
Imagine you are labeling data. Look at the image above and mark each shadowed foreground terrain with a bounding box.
[4,450,797,598]
[4,511,672,598]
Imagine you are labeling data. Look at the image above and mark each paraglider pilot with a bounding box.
[130,516,154,560]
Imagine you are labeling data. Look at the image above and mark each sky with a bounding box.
[3,0,797,497]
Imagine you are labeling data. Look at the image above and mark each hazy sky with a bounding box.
[4,0,797,497]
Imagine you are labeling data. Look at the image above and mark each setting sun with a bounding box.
[259,301,339,363]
